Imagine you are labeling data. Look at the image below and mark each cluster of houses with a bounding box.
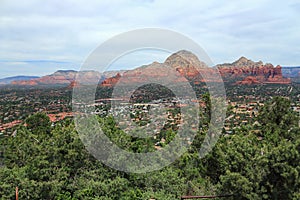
[1,90,300,137]
[0,89,72,133]
[223,101,263,134]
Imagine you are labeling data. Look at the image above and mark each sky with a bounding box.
[1,0,300,78]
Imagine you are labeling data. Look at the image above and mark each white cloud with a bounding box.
[1,0,300,78]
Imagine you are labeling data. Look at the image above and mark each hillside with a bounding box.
[0,76,39,85]
[102,51,291,86]
[9,51,292,87]
[217,57,290,84]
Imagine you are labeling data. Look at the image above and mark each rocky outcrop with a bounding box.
[0,76,39,85]
[217,57,290,84]
[100,50,224,86]
[10,51,292,87]
[165,50,222,82]
[12,79,38,86]
[66,80,80,89]
[164,50,206,79]
[101,73,121,86]
[236,76,260,85]
[12,70,109,86]
[12,70,77,86]
[101,51,290,86]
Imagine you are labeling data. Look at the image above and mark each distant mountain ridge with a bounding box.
[281,66,300,83]
[102,51,291,86]
[217,56,290,84]
[220,56,264,68]
[10,70,126,86]
[0,76,39,85]
[282,66,300,78]
[8,51,296,86]
[101,50,218,86]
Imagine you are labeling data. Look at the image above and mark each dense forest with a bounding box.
[0,96,300,199]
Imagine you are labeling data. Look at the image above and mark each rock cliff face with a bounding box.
[12,70,106,86]
[101,51,290,86]
[66,80,80,89]
[12,79,39,86]
[101,73,122,86]
[217,57,290,84]
[0,76,39,85]
[164,50,206,79]
[12,70,76,86]
[11,51,291,86]
[11,70,126,86]
[236,76,260,85]
[100,50,222,86]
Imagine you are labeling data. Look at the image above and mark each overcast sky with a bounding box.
[1,0,300,78]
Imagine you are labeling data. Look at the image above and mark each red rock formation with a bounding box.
[12,70,103,86]
[265,65,291,84]
[11,80,38,85]
[217,57,291,85]
[236,76,260,85]
[12,70,76,85]
[164,50,206,80]
[100,50,223,86]
[11,51,291,87]
[66,81,80,89]
[101,73,121,87]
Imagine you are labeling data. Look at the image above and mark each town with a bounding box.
[1,82,299,136]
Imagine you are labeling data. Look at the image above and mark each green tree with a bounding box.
[25,112,51,134]
[211,97,300,199]
[258,97,298,138]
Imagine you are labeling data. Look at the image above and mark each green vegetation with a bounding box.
[0,96,299,199]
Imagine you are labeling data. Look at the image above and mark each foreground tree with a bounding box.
[1,97,299,199]
[206,97,300,199]
[25,112,51,134]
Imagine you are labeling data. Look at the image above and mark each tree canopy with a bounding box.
[0,97,299,199]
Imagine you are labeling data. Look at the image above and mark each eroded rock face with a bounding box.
[164,50,207,79]
[217,57,290,84]
[12,70,104,86]
[236,76,260,85]
[101,52,291,86]
[11,80,38,86]
[101,73,121,86]
[12,70,75,85]
[100,50,223,86]
[66,81,80,89]
[12,51,291,87]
